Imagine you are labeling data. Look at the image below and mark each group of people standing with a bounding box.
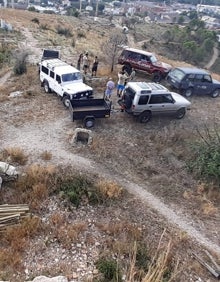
[104,68,136,101]
[77,52,99,77]
[76,51,136,102]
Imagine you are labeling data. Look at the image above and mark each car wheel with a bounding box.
[62,96,71,108]
[43,81,51,93]
[138,111,152,123]
[211,89,220,98]
[152,72,162,82]
[84,117,95,128]
[183,88,193,97]
[176,108,186,119]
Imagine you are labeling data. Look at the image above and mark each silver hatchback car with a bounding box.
[118,82,191,123]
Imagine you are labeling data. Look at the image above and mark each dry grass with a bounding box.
[47,213,87,249]
[40,150,52,161]
[1,147,28,165]
[0,216,42,271]
[96,180,123,199]
[126,231,178,282]
[96,221,142,241]
[13,164,57,209]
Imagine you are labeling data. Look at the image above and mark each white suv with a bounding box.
[119,82,191,122]
[39,58,93,107]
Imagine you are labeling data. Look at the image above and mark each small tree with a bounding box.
[13,51,28,75]
[102,30,127,72]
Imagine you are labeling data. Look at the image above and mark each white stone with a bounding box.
[9,91,23,97]
[31,276,68,282]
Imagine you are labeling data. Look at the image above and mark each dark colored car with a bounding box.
[118,47,172,82]
[166,67,220,98]
[41,49,60,61]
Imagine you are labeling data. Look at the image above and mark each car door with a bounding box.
[135,94,150,113]
[148,94,174,114]
[193,74,212,95]
[139,54,151,73]
[53,74,63,96]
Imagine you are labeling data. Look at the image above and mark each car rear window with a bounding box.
[170,68,185,81]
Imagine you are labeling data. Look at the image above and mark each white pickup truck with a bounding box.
[39,50,93,107]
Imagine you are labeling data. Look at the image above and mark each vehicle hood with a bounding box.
[63,82,93,94]
[172,92,191,107]
[212,79,220,85]
[152,61,172,71]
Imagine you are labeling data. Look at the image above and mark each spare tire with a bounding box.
[124,95,132,109]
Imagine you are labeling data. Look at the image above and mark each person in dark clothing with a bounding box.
[92,56,99,77]
[77,53,83,70]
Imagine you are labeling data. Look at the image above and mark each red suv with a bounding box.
[118,48,172,82]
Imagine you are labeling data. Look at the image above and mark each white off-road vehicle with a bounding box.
[118,82,191,123]
[39,50,93,107]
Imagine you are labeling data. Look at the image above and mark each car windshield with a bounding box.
[150,55,157,63]
[170,69,185,81]
[62,72,81,82]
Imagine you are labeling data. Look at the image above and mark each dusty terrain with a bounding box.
[0,8,220,282]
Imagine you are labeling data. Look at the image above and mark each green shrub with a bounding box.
[28,6,39,12]
[188,127,220,187]
[96,258,122,281]
[60,175,100,207]
[77,29,86,38]
[13,52,28,75]
[56,26,72,37]
[31,17,39,24]
[135,243,150,271]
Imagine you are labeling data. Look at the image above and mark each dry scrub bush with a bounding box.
[14,164,56,209]
[0,249,22,272]
[53,222,87,248]
[96,180,123,199]
[96,221,142,241]
[18,164,56,187]
[127,232,178,282]
[40,150,52,161]
[1,147,28,165]
[0,216,42,271]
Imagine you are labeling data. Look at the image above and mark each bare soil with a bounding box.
[0,9,220,282]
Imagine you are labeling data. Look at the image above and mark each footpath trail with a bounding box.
[204,44,219,70]
[1,120,220,257]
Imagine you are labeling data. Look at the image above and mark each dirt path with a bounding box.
[1,120,220,256]
[204,44,219,70]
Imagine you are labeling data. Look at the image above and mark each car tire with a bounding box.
[138,111,152,123]
[176,108,186,119]
[62,96,71,108]
[43,81,51,93]
[183,88,193,97]
[152,72,162,83]
[84,117,95,128]
[211,89,220,98]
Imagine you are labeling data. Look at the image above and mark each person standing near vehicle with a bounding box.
[117,70,128,97]
[77,53,83,70]
[104,77,115,100]
[92,56,99,77]
[129,68,136,81]
[82,52,89,74]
